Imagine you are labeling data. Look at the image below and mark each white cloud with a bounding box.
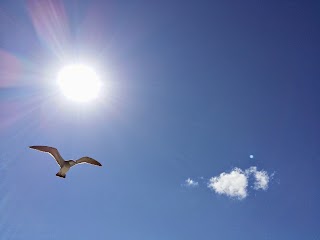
[208,168,248,200]
[246,167,269,190]
[246,167,270,190]
[185,178,199,187]
[254,171,269,190]
[208,166,270,200]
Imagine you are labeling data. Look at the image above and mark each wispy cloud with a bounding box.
[246,167,269,190]
[208,168,248,199]
[185,178,199,187]
[208,166,270,200]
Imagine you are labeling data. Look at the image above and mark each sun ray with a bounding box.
[26,0,71,61]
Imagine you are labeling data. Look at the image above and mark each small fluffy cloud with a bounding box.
[248,167,269,190]
[254,171,269,190]
[245,167,270,190]
[185,178,199,187]
[208,168,248,199]
[208,166,270,200]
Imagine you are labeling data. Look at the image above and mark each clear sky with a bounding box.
[0,0,320,239]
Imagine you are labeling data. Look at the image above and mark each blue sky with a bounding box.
[0,0,320,239]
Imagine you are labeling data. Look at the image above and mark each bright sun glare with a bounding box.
[57,64,101,102]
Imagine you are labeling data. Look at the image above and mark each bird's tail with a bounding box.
[56,172,66,178]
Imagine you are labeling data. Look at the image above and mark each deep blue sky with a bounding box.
[0,0,320,239]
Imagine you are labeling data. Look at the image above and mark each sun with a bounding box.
[57,64,101,102]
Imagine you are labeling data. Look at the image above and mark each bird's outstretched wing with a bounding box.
[76,157,102,166]
[29,146,64,167]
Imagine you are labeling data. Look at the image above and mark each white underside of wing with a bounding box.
[76,157,102,166]
[29,146,65,167]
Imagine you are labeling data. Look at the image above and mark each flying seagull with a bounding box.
[29,146,102,178]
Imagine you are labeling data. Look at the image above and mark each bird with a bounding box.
[29,146,102,178]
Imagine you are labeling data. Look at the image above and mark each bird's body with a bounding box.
[56,161,75,178]
[29,146,102,178]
